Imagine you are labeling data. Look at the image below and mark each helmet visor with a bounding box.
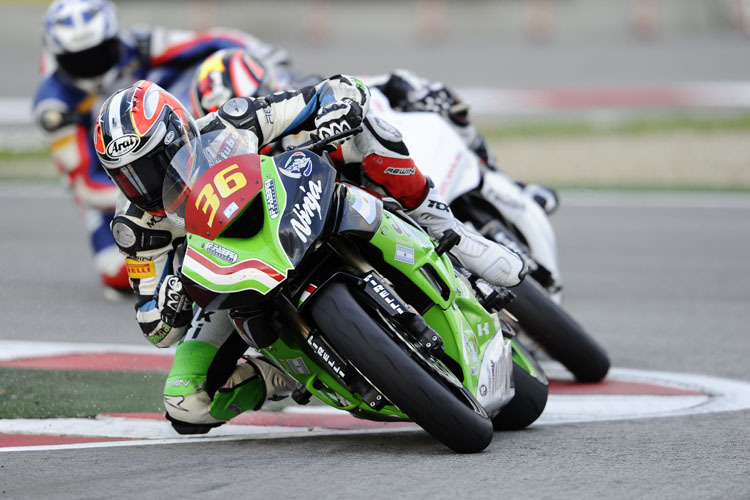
[110,111,198,215]
[56,37,121,79]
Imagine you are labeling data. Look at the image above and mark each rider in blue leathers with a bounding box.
[32,0,289,294]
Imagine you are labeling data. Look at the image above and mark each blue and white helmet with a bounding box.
[43,0,120,79]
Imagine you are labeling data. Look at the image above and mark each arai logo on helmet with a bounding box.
[107,134,140,158]
[279,152,313,179]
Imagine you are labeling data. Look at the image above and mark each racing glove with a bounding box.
[142,275,194,348]
[159,275,194,327]
[313,98,364,144]
[405,83,470,127]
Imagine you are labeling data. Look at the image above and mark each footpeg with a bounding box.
[292,385,312,405]
[435,229,461,256]
[474,279,516,312]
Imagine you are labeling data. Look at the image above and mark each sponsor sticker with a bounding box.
[394,245,415,265]
[125,258,155,279]
[223,201,240,219]
[265,178,279,219]
[364,273,406,315]
[106,134,140,158]
[286,357,310,375]
[279,152,313,179]
[347,185,377,224]
[384,166,415,176]
[307,335,347,379]
[204,241,238,264]
[290,179,323,243]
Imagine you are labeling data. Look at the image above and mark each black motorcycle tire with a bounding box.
[507,278,610,382]
[492,361,549,431]
[310,281,494,454]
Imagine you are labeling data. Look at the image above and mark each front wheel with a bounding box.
[507,278,610,382]
[492,361,549,431]
[310,281,493,453]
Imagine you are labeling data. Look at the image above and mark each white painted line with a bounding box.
[1,367,749,453]
[0,339,168,362]
[535,367,750,426]
[0,428,416,454]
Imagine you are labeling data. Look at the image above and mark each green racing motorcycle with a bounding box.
[162,126,548,453]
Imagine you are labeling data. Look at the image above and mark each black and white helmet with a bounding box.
[94,80,200,215]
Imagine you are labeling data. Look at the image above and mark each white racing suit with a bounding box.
[364,69,559,214]
[364,70,562,291]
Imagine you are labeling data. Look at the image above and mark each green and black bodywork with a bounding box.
[168,129,548,453]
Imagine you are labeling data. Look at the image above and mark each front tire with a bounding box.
[507,278,610,382]
[310,281,493,453]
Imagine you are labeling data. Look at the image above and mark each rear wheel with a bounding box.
[507,278,610,382]
[310,281,493,453]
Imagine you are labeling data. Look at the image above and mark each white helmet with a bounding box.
[43,0,120,79]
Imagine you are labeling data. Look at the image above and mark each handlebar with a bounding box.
[287,126,364,156]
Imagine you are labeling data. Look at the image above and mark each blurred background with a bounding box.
[1,0,750,189]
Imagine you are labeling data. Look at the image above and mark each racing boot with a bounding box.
[243,356,299,403]
[407,183,527,287]
[165,346,297,435]
[208,357,298,423]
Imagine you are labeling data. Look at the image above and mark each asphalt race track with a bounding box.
[1,186,749,498]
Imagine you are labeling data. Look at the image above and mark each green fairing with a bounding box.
[260,328,407,420]
[181,156,294,295]
[368,211,502,394]
[511,339,542,379]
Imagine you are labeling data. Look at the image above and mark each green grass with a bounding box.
[0,150,49,161]
[555,184,750,193]
[0,150,57,181]
[0,368,166,419]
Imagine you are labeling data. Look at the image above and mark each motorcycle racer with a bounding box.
[93,76,526,433]
[365,70,560,215]
[32,0,289,295]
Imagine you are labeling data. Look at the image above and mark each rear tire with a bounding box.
[310,281,493,453]
[492,362,548,431]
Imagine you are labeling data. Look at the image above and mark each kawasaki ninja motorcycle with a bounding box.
[162,126,548,453]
